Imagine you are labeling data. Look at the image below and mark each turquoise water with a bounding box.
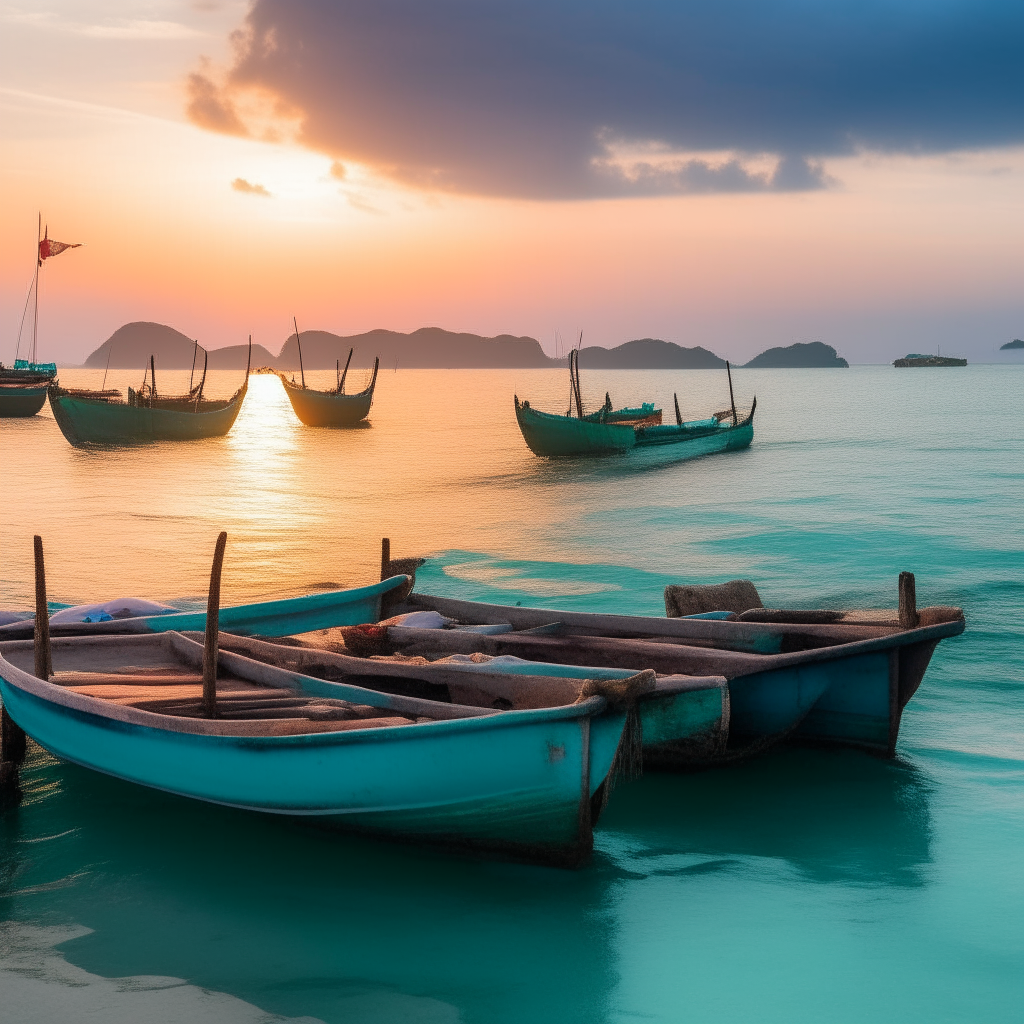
[2,366,1022,1022]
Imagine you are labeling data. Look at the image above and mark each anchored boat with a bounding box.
[48,344,249,446]
[0,629,646,865]
[279,320,380,427]
[516,348,755,462]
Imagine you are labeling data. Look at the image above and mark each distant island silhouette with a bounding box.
[82,322,851,370]
[743,342,849,368]
[1000,339,1024,350]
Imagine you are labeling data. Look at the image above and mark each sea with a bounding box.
[1,364,1022,1024]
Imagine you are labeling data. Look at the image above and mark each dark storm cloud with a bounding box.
[189,0,1024,198]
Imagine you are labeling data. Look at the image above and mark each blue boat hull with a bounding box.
[0,635,626,866]
[0,576,411,641]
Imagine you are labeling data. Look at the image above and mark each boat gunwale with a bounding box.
[279,372,377,401]
[0,634,610,746]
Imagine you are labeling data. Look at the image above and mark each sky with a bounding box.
[1,0,1022,365]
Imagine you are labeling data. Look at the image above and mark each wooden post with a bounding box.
[34,535,52,682]
[898,572,918,629]
[726,361,738,426]
[202,532,228,719]
[674,393,682,426]
[381,537,391,581]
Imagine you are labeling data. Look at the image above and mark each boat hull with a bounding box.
[48,386,247,445]
[0,634,626,866]
[0,384,49,417]
[0,576,412,640]
[398,594,965,760]
[515,399,637,456]
[280,375,375,427]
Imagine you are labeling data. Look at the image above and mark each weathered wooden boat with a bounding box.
[47,347,249,446]
[516,350,755,461]
[0,576,413,641]
[279,325,380,427]
[200,630,731,769]
[0,629,646,865]
[357,577,965,759]
[0,381,50,417]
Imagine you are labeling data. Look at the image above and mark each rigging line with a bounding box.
[13,272,35,364]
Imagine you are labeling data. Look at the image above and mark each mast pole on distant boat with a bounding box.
[340,348,353,393]
[101,345,113,391]
[189,340,199,391]
[245,336,252,382]
[31,214,41,365]
[726,361,737,426]
[294,317,306,388]
[150,355,157,404]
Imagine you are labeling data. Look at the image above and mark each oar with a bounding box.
[202,532,228,719]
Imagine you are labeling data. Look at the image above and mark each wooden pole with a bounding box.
[189,339,198,392]
[33,535,52,682]
[339,348,353,393]
[31,214,40,365]
[381,537,391,581]
[294,317,306,389]
[674,393,682,426]
[202,532,228,719]
[101,345,113,391]
[150,355,157,405]
[898,572,918,629]
[726,361,737,426]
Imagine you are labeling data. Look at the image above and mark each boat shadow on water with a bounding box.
[595,745,933,888]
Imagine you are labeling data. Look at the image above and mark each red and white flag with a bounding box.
[38,227,81,266]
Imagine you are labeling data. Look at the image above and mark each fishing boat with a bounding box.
[1,217,79,416]
[515,348,755,461]
[348,572,964,760]
[0,628,649,865]
[47,344,249,446]
[0,575,414,641]
[0,380,50,418]
[279,320,380,427]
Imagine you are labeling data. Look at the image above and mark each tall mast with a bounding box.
[31,214,41,364]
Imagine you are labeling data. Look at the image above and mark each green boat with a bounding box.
[516,353,755,462]
[0,381,50,418]
[48,347,249,446]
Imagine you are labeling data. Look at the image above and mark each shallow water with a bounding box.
[1,366,1022,1022]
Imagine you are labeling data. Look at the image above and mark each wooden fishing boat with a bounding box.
[0,630,645,865]
[0,576,413,641]
[200,630,731,769]
[353,578,965,760]
[516,349,755,461]
[0,380,50,418]
[47,347,249,446]
[279,325,380,427]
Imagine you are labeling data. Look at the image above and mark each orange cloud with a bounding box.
[231,177,270,196]
[186,70,249,136]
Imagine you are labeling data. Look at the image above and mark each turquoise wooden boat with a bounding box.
[280,352,380,428]
[48,381,248,445]
[0,576,412,641]
[0,382,50,417]
[0,631,636,865]
[204,631,731,769]
[381,593,965,759]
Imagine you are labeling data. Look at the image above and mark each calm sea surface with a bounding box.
[1,365,1022,1023]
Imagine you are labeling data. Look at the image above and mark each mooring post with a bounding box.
[34,535,53,682]
[381,537,391,581]
[898,572,918,629]
[202,532,228,719]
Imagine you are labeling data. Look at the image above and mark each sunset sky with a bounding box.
[1,0,1021,365]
